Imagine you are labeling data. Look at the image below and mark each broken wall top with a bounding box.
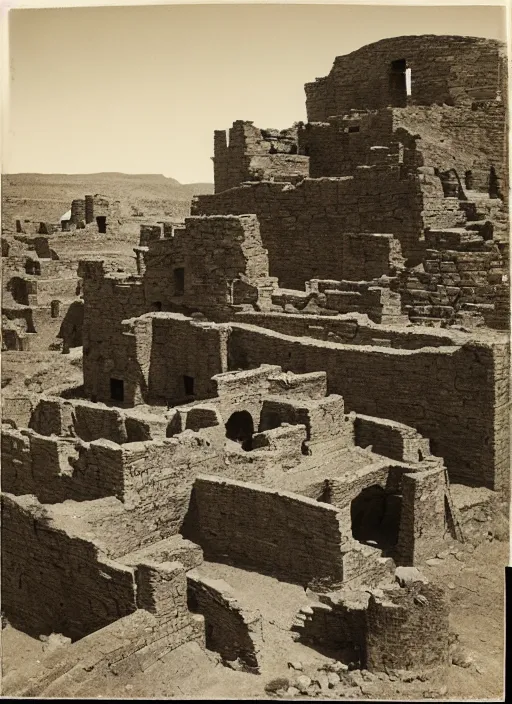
[306,35,507,120]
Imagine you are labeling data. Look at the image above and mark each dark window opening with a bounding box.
[174,267,185,296]
[26,260,41,275]
[110,378,124,402]
[183,375,195,396]
[317,484,330,502]
[152,301,162,311]
[303,146,310,156]
[50,300,60,318]
[465,170,474,190]
[389,58,408,107]
[348,125,360,133]
[289,144,298,155]
[259,410,281,432]
[489,166,501,199]
[225,410,254,451]
[439,168,462,198]
[351,485,402,551]
[96,216,107,234]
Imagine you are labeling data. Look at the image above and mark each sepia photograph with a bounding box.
[1,1,510,700]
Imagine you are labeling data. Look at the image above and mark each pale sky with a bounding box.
[4,3,507,183]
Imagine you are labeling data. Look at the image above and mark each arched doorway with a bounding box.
[350,485,402,551]
[225,410,254,451]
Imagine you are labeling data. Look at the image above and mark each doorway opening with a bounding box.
[351,485,402,551]
[96,216,107,234]
[225,410,254,451]
[110,378,124,402]
[183,375,195,397]
[174,268,185,296]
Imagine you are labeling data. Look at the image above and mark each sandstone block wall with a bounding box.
[393,102,508,196]
[1,493,137,640]
[193,168,458,289]
[227,322,509,491]
[3,615,205,698]
[355,414,432,464]
[142,214,274,313]
[259,394,353,450]
[214,121,303,193]
[305,35,505,119]
[396,468,449,565]
[134,313,230,406]
[231,310,462,349]
[365,583,450,674]
[1,428,125,503]
[191,475,346,589]
[294,581,450,676]
[187,570,263,672]
[292,590,369,661]
[79,261,147,402]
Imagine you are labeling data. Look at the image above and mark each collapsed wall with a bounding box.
[293,570,450,678]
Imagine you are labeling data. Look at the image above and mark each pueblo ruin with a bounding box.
[1,35,510,699]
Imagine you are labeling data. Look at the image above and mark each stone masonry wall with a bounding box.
[365,582,450,675]
[213,121,305,193]
[191,475,346,589]
[1,493,137,640]
[187,570,263,672]
[305,35,505,120]
[1,428,125,504]
[392,103,508,194]
[79,261,147,402]
[227,322,509,492]
[193,167,463,289]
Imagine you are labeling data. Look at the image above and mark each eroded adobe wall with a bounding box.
[305,36,505,120]
[191,475,346,589]
[1,493,137,640]
[227,323,509,492]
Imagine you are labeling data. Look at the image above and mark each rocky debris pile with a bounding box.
[263,658,452,699]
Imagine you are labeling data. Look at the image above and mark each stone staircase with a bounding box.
[400,192,508,327]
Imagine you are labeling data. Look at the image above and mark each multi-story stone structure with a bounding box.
[2,35,509,697]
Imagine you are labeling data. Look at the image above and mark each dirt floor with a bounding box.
[1,535,508,699]
[2,348,83,397]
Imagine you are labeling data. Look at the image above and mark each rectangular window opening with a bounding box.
[110,378,124,402]
[183,375,195,396]
[389,58,408,107]
[174,267,185,296]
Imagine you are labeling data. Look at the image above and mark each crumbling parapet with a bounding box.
[293,569,450,681]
